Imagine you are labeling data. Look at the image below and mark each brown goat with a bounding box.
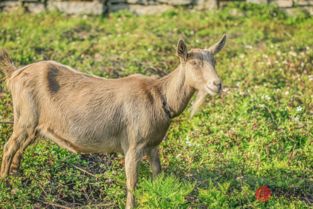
[0,35,226,208]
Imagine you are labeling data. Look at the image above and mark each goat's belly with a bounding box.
[40,127,123,154]
[74,137,123,154]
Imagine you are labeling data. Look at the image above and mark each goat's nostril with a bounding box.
[212,80,222,92]
[218,84,222,91]
[213,80,221,87]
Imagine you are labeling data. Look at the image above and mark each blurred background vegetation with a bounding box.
[0,3,312,208]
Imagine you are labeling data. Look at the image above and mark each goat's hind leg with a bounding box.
[1,89,39,178]
[0,129,28,178]
[10,130,37,174]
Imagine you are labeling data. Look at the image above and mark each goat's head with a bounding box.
[177,34,226,95]
[176,35,227,117]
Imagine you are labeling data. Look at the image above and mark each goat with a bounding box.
[0,35,226,208]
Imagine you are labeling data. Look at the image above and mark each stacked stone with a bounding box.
[108,0,218,15]
[0,0,313,15]
[248,0,313,14]
[0,0,219,14]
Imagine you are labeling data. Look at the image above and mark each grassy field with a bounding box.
[0,3,312,208]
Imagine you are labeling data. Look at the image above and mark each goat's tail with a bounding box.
[0,50,16,79]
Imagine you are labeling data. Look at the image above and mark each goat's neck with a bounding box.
[158,64,195,118]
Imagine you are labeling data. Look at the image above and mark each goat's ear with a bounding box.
[208,34,227,55]
[177,39,188,61]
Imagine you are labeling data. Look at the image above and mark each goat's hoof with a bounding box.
[125,198,135,209]
[9,169,19,176]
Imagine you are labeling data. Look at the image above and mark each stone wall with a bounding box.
[0,0,312,15]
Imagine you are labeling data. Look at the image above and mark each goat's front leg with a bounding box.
[147,147,161,178]
[125,147,139,209]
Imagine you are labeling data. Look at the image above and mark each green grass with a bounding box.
[0,3,312,208]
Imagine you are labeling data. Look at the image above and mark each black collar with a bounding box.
[161,95,174,119]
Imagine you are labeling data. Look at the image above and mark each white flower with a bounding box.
[262,95,271,101]
[186,136,192,147]
[296,106,303,112]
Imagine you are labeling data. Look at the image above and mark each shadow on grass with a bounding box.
[166,160,313,207]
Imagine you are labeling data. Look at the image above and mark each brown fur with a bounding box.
[0,35,226,209]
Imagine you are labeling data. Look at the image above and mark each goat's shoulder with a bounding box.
[120,74,159,91]
[117,74,162,104]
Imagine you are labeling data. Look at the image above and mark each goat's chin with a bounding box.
[190,90,208,118]
[206,86,219,96]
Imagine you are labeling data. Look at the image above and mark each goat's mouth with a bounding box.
[205,86,221,96]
